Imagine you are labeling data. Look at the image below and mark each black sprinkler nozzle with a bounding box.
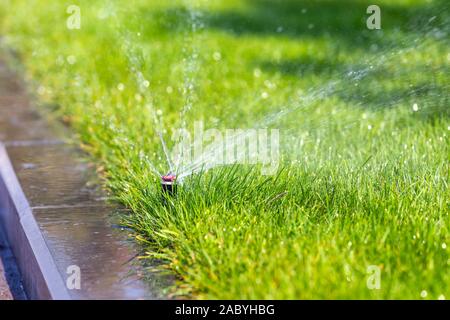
[161,173,177,195]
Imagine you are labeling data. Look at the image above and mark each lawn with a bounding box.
[0,0,448,299]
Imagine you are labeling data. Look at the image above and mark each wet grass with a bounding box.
[0,0,449,299]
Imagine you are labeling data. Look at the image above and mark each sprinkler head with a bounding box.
[161,173,177,195]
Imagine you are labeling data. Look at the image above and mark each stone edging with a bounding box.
[0,142,70,300]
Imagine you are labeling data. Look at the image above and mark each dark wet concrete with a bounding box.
[6,145,102,208]
[0,59,169,299]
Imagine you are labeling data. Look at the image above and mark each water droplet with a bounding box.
[213,51,222,61]
[166,86,173,94]
[142,80,150,88]
[264,80,276,89]
[442,243,447,249]
[368,124,372,130]
[261,92,269,99]
[56,55,64,66]
[438,294,446,300]
[22,163,36,169]
[412,103,419,112]
[67,55,77,65]
[117,83,125,91]
[253,68,262,78]
[420,290,428,298]
[37,86,46,95]
[156,109,163,116]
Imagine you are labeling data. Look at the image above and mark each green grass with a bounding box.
[0,0,449,299]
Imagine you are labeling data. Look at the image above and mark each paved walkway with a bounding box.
[0,59,28,300]
[0,57,168,299]
[0,58,16,300]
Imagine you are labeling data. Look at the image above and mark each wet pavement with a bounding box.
[0,59,169,299]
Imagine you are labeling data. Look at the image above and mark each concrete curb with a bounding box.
[0,142,70,300]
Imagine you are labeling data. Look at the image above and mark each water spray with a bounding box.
[161,173,177,195]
